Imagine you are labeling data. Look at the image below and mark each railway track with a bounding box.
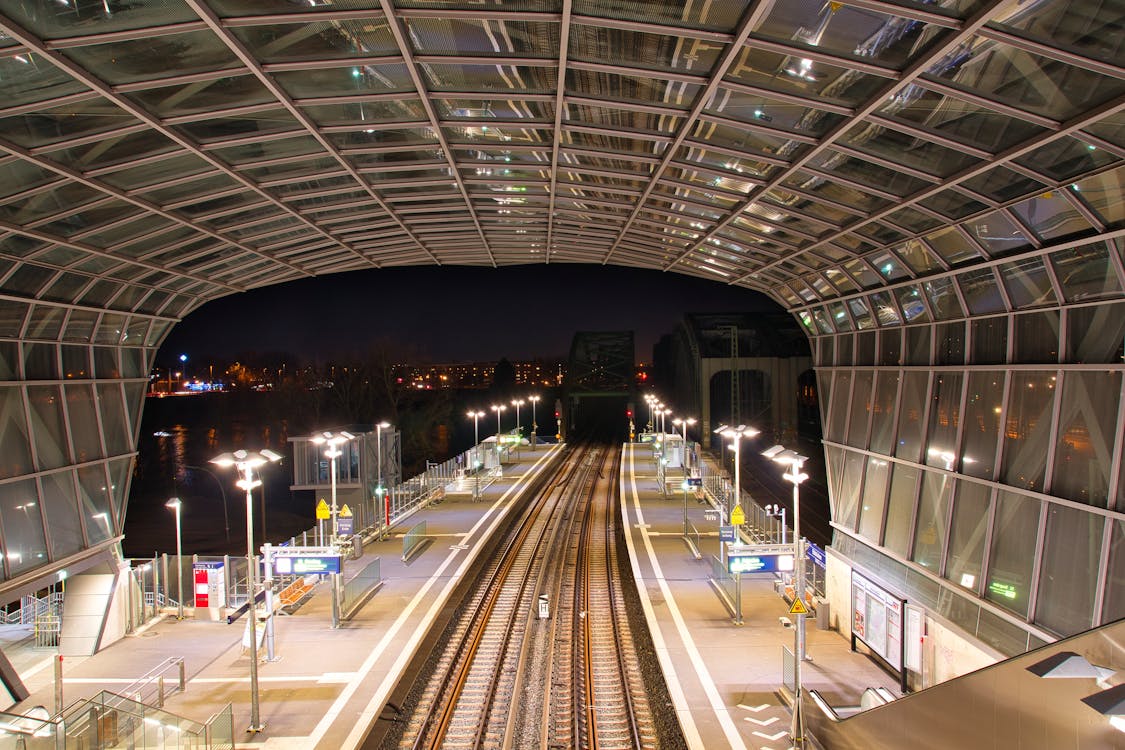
[395,443,661,750]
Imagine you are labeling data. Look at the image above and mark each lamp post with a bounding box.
[184,464,231,544]
[673,417,696,535]
[491,404,506,461]
[210,448,282,734]
[311,431,355,544]
[715,424,759,567]
[165,498,183,620]
[511,398,525,458]
[763,444,810,749]
[375,421,390,526]
[467,411,485,500]
[528,395,540,450]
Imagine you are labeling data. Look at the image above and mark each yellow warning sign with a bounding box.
[730,504,746,526]
[315,498,330,520]
[339,504,352,517]
[789,597,809,615]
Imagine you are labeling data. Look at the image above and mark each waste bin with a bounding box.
[815,598,830,629]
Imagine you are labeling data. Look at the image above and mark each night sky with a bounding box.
[158,264,784,367]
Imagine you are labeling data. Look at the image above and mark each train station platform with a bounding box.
[3,441,899,749]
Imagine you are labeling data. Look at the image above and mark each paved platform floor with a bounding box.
[4,442,899,749]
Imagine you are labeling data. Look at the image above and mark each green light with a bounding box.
[988,581,1018,600]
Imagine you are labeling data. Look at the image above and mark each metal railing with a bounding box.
[117,657,186,709]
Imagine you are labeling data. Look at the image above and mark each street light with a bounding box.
[762,443,810,749]
[375,422,390,525]
[491,404,506,460]
[715,424,759,566]
[511,399,525,458]
[210,448,283,734]
[673,417,696,535]
[467,411,485,499]
[311,431,356,544]
[165,498,183,620]
[528,395,540,450]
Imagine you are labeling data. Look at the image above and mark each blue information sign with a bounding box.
[274,555,341,575]
[719,525,737,543]
[729,554,787,574]
[337,516,354,536]
[807,542,827,568]
[686,477,703,487]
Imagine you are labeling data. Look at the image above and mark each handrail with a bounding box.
[116,656,186,708]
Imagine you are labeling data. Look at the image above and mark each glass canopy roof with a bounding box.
[0,0,1118,321]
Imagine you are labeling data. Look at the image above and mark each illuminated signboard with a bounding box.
[274,555,341,575]
[728,552,794,574]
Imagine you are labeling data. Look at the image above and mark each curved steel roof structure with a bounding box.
[0,0,1123,662]
[0,0,1117,320]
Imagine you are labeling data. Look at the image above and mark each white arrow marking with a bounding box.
[744,716,779,726]
[738,703,770,713]
[753,730,788,741]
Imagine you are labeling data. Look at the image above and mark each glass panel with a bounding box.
[827,371,851,443]
[945,481,991,593]
[925,373,962,470]
[961,372,1004,481]
[884,464,920,558]
[22,343,59,380]
[0,52,86,110]
[65,384,102,464]
[1000,256,1056,309]
[847,371,873,448]
[77,464,115,543]
[958,268,1007,315]
[926,226,981,267]
[26,306,65,341]
[1074,166,1125,227]
[1052,371,1121,508]
[96,384,130,457]
[970,316,1006,365]
[923,277,963,321]
[1035,503,1101,636]
[1104,520,1125,625]
[895,372,929,462]
[0,299,27,337]
[1010,192,1093,242]
[913,471,953,572]
[869,371,899,455]
[1068,303,1125,364]
[1049,241,1123,304]
[61,31,241,86]
[934,321,965,365]
[905,325,931,366]
[0,479,47,577]
[966,210,1030,256]
[835,333,853,366]
[1001,371,1056,493]
[93,347,121,379]
[985,490,1040,618]
[0,342,16,380]
[1012,311,1059,364]
[856,331,875,364]
[107,456,132,527]
[40,471,83,559]
[879,329,901,367]
[896,285,929,324]
[856,456,890,543]
[27,385,68,472]
[0,386,33,479]
[835,450,865,531]
[61,345,90,380]
[63,310,98,343]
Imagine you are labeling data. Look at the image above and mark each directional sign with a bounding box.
[274,554,341,575]
[729,553,792,575]
[730,504,746,526]
[703,510,721,522]
[807,541,827,567]
[337,516,354,536]
[686,477,703,487]
[719,525,737,543]
[315,498,330,520]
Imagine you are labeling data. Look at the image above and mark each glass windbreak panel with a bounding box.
[986,490,1040,618]
[1104,520,1125,624]
[826,371,851,443]
[945,481,992,594]
[847,371,873,449]
[925,373,962,470]
[22,343,58,381]
[1036,504,1102,637]
[879,329,901,367]
[925,227,980,267]
[1012,311,1059,364]
[1052,371,1121,508]
[970,316,1006,365]
[856,331,875,365]
[0,479,47,577]
[835,450,865,531]
[856,456,891,543]
[1050,242,1122,304]
[934,321,965,365]
[27,385,68,472]
[884,463,920,557]
[895,371,929,462]
[913,471,953,572]
[923,277,963,321]
[40,471,83,558]
[905,325,931,366]
[958,267,1007,315]
[65,384,102,464]
[1068,302,1125,364]
[1073,166,1125,227]
[1001,371,1056,493]
[966,210,1031,257]
[96,384,130,458]
[77,464,115,542]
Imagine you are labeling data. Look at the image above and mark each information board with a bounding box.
[851,572,904,672]
[274,555,341,575]
[728,552,794,574]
